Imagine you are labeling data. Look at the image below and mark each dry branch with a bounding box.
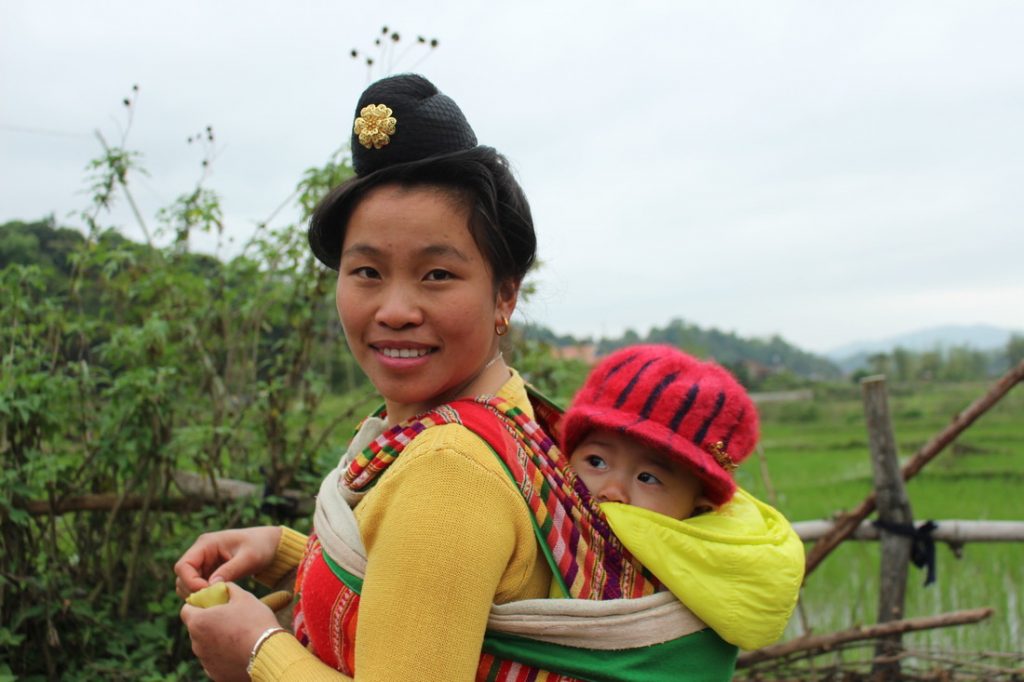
[899,649,1024,677]
[739,646,1024,682]
[804,359,1024,578]
[17,470,312,516]
[737,607,994,668]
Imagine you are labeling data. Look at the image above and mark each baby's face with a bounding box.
[569,429,708,520]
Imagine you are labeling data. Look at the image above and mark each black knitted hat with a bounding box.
[350,73,477,175]
[308,74,479,267]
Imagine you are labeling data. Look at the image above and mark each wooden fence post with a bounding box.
[862,375,914,681]
[804,358,1024,578]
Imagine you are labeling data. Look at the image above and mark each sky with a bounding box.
[2,1,1022,353]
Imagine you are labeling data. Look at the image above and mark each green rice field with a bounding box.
[740,379,1024,655]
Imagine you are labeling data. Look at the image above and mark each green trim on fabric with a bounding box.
[322,550,364,594]
[485,441,572,599]
[482,628,737,682]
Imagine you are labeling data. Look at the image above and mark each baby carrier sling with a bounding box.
[292,391,738,682]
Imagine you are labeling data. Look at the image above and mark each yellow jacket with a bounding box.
[602,488,804,651]
[250,370,551,681]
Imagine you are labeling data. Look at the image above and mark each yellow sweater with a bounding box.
[251,370,551,681]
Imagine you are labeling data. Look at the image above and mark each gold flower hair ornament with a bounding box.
[705,441,738,473]
[354,104,397,150]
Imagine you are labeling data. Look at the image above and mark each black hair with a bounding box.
[308,145,536,287]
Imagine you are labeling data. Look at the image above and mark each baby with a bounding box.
[560,344,804,650]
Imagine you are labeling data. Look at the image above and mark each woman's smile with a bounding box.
[371,341,437,366]
[375,346,433,359]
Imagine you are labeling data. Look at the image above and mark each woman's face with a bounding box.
[337,184,517,423]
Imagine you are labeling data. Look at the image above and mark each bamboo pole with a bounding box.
[792,520,1024,543]
[804,359,1024,578]
[737,607,994,668]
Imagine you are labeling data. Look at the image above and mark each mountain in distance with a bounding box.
[524,318,841,381]
[825,324,1022,374]
[825,324,1020,360]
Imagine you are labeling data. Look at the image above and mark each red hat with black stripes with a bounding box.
[561,344,758,506]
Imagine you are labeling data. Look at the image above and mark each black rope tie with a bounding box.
[872,519,939,586]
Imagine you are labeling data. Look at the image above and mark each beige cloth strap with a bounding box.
[313,418,708,651]
[487,592,705,649]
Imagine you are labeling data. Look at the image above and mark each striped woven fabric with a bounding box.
[291,535,359,675]
[343,403,472,491]
[476,652,577,682]
[341,393,658,601]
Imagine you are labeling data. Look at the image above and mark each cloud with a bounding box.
[3,0,1022,352]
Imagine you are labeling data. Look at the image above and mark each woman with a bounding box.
[175,74,550,681]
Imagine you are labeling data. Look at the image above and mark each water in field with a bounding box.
[792,542,1022,653]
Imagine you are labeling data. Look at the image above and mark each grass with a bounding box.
[741,379,1024,654]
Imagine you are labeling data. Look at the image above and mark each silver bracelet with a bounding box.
[246,626,288,676]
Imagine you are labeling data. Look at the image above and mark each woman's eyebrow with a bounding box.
[340,243,380,259]
[421,244,470,261]
[340,243,470,261]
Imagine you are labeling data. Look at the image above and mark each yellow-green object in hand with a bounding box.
[185,582,230,608]
[259,590,293,612]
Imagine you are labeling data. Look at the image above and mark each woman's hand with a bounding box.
[174,526,282,598]
[180,582,282,681]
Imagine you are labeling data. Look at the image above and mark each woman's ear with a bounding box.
[495,279,519,322]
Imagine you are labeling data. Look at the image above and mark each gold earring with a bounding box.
[495,315,510,336]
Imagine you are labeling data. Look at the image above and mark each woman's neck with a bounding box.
[384,353,510,426]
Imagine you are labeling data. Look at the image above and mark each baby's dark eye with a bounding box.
[637,472,662,485]
[584,455,607,470]
[424,269,454,281]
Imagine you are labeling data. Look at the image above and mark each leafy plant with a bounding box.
[0,92,367,679]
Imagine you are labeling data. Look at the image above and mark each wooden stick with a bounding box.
[17,471,312,516]
[737,607,994,668]
[804,359,1024,578]
[862,376,913,677]
[755,443,779,508]
[21,493,197,515]
[900,650,1024,677]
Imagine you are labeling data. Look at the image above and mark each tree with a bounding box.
[891,346,915,382]
[0,217,84,274]
[916,350,942,381]
[942,346,988,381]
[1008,334,1024,367]
[867,352,891,377]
